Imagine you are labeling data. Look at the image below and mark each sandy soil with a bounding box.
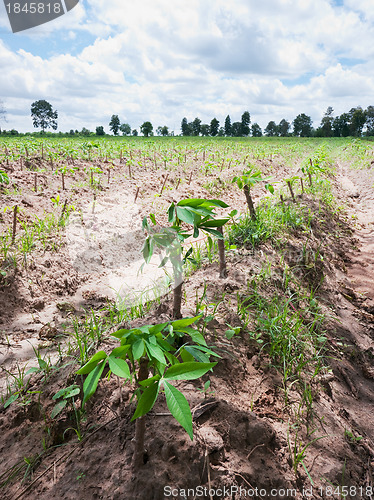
[0,148,373,500]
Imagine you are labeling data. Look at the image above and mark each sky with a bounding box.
[1,0,374,134]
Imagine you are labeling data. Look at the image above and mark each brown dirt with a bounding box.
[0,151,374,500]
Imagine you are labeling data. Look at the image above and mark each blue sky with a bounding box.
[1,0,374,133]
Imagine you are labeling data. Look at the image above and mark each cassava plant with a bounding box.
[77,316,218,469]
[233,167,273,219]
[167,198,231,280]
[142,199,231,318]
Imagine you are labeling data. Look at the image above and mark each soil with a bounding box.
[0,147,373,499]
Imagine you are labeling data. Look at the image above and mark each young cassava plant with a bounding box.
[233,167,273,219]
[142,198,231,318]
[77,316,218,469]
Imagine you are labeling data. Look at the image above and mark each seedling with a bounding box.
[233,167,273,219]
[143,198,230,318]
[77,316,218,469]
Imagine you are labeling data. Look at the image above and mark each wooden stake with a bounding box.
[300,178,304,194]
[287,181,296,202]
[41,144,44,159]
[25,147,29,157]
[188,172,193,185]
[176,178,181,190]
[128,164,132,178]
[107,168,111,184]
[160,174,169,195]
[34,173,37,192]
[20,157,23,170]
[134,186,140,203]
[12,205,18,244]
[62,173,65,190]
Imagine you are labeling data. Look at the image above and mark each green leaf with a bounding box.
[168,203,175,223]
[108,356,131,379]
[111,329,130,339]
[111,345,131,357]
[159,255,169,268]
[77,351,107,375]
[201,227,223,239]
[180,348,195,363]
[149,213,156,225]
[38,358,48,370]
[142,237,153,264]
[164,362,217,380]
[53,385,80,400]
[138,374,161,387]
[4,393,19,409]
[132,339,145,360]
[51,400,67,418]
[171,315,202,329]
[145,340,166,364]
[82,360,106,406]
[201,218,229,228]
[163,381,193,439]
[176,207,196,225]
[181,328,207,346]
[25,367,40,375]
[131,381,160,420]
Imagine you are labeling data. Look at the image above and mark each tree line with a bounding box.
[1,100,374,138]
[180,106,374,138]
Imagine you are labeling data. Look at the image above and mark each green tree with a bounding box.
[349,107,366,136]
[264,121,278,136]
[201,124,210,136]
[278,119,290,137]
[140,121,153,137]
[241,111,251,136]
[156,125,169,136]
[109,115,120,135]
[210,118,219,136]
[224,115,232,136]
[181,117,191,136]
[95,126,105,136]
[31,100,58,133]
[192,117,201,136]
[251,123,262,137]
[218,127,225,136]
[132,129,138,136]
[231,122,242,137]
[119,123,131,136]
[320,106,334,137]
[333,113,350,137]
[293,113,313,137]
[365,106,374,136]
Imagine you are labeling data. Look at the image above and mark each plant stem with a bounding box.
[243,184,256,219]
[12,205,18,244]
[217,227,227,278]
[287,181,296,202]
[131,359,149,470]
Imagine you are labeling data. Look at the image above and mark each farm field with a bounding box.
[0,136,374,499]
